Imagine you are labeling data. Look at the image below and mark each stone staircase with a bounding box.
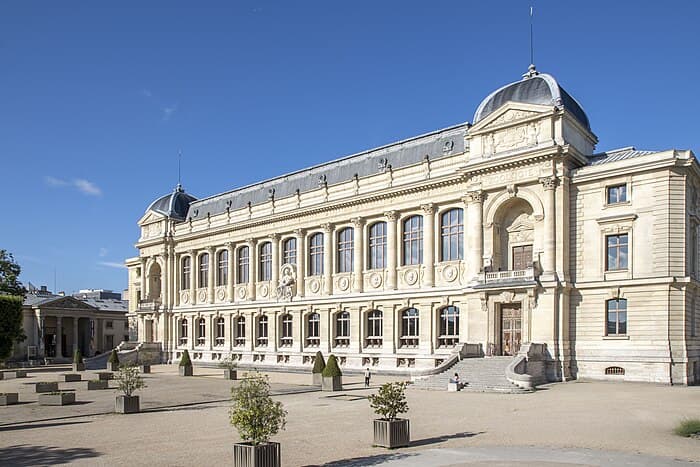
[411,356,532,394]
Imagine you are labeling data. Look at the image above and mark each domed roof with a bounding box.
[473,66,590,131]
[146,184,197,221]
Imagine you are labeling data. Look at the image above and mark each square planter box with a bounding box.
[107,362,120,371]
[115,395,140,414]
[61,373,82,382]
[179,365,193,376]
[14,370,27,378]
[0,393,19,405]
[96,372,114,381]
[38,392,76,406]
[447,382,461,392]
[224,369,238,380]
[322,375,342,391]
[140,365,151,374]
[73,363,86,372]
[0,370,27,380]
[88,380,109,390]
[35,382,59,393]
[373,418,410,448]
[312,373,322,386]
[233,441,280,467]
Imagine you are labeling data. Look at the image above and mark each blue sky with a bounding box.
[2,1,699,295]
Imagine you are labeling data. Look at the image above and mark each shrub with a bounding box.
[179,349,192,367]
[108,349,119,365]
[73,349,83,364]
[321,354,342,377]
[229,373,287,445]
[368,382,409,421]
[312,351,325,374]
[115,364,146,397]
[218,355,238,371]
[674,418,700,437]
[0,295,25,363]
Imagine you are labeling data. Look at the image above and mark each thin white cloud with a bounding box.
[141,89,152,98]
[98,248,108,257]
[45,176,102,197]
[98,261,126,269]
[45,176,69,187]
[162,103,178,121]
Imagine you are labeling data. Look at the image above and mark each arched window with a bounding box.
[337,227,354,273]
[280,314,293,347]
[181,257,191,289]
[215,317,225,345]
[441,208,464,261]
[438,306,459,347]
[256,316,268,347]
[179,318,188,345]
[606,299,627,336]
[217,250,228,286]
[309,233,324,276]
[197,318,206,346]
[401,308,419,348]
[259,242,272,281]
[366,310,383,347]
[403,215,423,266]
[307,312,320,347]
[283,238,297,265]
[199,253,209,288]
[368,222,387,270]
[234,316,246,346]
[335,311,350,347]
[237,246,249,284]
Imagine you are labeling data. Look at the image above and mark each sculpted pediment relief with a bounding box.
[41,297,97,311]
[137,211,166,227]
[470,102,551,133]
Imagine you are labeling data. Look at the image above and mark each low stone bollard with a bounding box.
[96,372,114,381]
[447,382,461,392]
[60,373,82,383]
[35,381,59,393]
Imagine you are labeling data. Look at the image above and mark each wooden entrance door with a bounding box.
[512,245,533,270]
[501,304,522,356]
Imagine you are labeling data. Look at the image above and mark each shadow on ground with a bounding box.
[0,420,92,432]
[310,452,415,466]
[0,444,101,466]
[409,430,483,447]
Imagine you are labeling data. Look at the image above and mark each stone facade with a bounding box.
[127,69,699,385]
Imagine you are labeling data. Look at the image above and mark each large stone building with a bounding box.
[127,67,699,385]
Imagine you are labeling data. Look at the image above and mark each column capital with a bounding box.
[225,241,234,249]
[351,217,364,228]
[539,176,559,191]
[245,238,256,246]
[187,249,195,256]
[464,190,484,204]
[421,203,436,215]
[269,233,280,241]
[207,246,216,254]
[384,210,399,222]
[293,228,306,237]
[320,223,333,233]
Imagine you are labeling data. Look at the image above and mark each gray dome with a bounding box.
[147,184,197,221]
[474,68,590,131]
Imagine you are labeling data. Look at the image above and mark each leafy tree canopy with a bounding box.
[229,373,286,445]
[0,250,26,297]
[368,381,409,421]
[0,295,25,362]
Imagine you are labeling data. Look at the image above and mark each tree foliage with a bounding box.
[0,250,26,297]
[229,373,287,445]
[108,349,120,364]
[321,354,342,377]
[73,349,83,364]
[179,349,192,367]
[368,382,409,421]
[311,351,325,374]
[0,295,25,362]
[116,364,146,397]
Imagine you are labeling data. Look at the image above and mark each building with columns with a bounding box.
[127,67,699,385]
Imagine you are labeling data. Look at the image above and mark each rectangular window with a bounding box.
[105,335,114,349]
[283,238,297,265]
[369,222,387,269]
[237,247,249,284]
[217,251,228,286]
[309,233,324,276]
[607,184,627,204]
[106,321,113,329]
[259,242,272,281]
[337,228,354,273]
[606,234,628,271]
[402,216,423,266]
[606,299,627,335]
[235,318,246,346]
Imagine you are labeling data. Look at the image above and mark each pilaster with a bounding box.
[421,203,436,287]
[351,217,364,293]
[384,211,398,290]
[322,223,333,295]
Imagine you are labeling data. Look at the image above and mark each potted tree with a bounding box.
[230,373,286,467]
[107,349,120,371]
[368,381,410,448]
[179,349,193,376]
[311,351,325,385]
[72,349,85,372]
[321,354,342,391]
[115,364,146,414]
[219,355,238,380]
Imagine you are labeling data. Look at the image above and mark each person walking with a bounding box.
[364,368,371,388]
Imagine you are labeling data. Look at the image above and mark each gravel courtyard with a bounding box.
[1,365,699,466]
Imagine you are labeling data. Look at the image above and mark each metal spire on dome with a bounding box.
[523,6,539,79]
[176,150,183,192]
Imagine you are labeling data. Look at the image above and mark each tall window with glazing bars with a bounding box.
[368,222,387,269]
[403,215,423,265]
[283,238,297,265]
[259,242,272,281]
[217,250,228,286]
[337,227,354,273]
[181,256,191,289]
[199,253,209,288]
[309,233,324,276]
[441,208,464,261]
[237,246,249,284]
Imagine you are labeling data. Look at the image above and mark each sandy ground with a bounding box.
[1,365,699,466]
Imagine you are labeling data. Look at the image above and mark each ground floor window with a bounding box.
[197,318,206,346]
[180,319,188,345]
[215,317,225,346]
[366,310,383,347]
[335,311,350,347]
[307,313,320,347]
[400,308,419,348]
[280,314,293,347]
[606,299,627,335]
[438,306,459,347]
[257,316,268,347]
[235,316,246,347]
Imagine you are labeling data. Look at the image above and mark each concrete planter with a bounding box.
[0,393,19,405]
[312,373,322,386]
[96,371,114,381]
[61,373,82,382]
[1,370,27,379]
[88,380,109,390]
[35,381,59,393]
[224,369,238,380]
[179,365,193,376]
[38,392,76,406]
[322,375,342,391]
[373,418,410,448]
[115,395,140,414]
[73,363,86,372]
[14,370,27,378]
[140,365,151,374]
[233,442,280,467]
[107,362,119,371]
[447,382,461,392]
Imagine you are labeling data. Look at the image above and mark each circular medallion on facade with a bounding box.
[443,265,458,282]
[237,287,246,299]
[198,290,207,302]
[310,279,320,293]
[217,288,226,301]
[338,276,350,291]
[370,272,383,288]
[181,291,189,304]
[260,285,269,297]
[405,269,418,286]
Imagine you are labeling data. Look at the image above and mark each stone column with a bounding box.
[384,211,398,290]
[294,229,306,298]
[162,253,169,307]
[351,217,364,293]
[540,176,558,278]
[140,257,147,302]
[247,239,257,301]
[465,190,484,281]
[270,234,280,294]
[174,252,181,307]
[421,203,436,287]
[188,250,196,304]
[207,246,215,304]
[55,316,63,358]
[321,223,333,295]
[72,317,79,354]
[226,242,235,302]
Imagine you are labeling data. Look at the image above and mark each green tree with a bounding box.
[321,354,342,377]
[368,382,409,421]
[0,295,25,362]
[311,351,325,374]
[229,373,287,445]
[0,250,27,297]
[116,364,146,397]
